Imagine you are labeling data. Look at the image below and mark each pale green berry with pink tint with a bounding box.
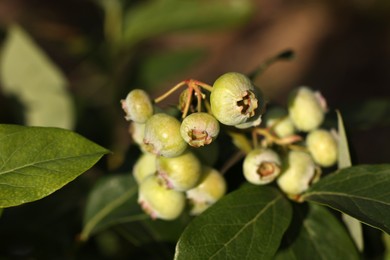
[277,151,320,196]
[143,113,187,157]
[210,72,264,129]
[156,150,202,191]
[186,166,227,215]
[265,107,295,138]
[138,175,185,220]
[288,87,327,132]
[306,129,338,167]
[243,148,281,185]
[133,153,157,184]
[180,112,220,147]
[121,89,153,123]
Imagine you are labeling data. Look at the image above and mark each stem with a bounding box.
[154,81,187,103]
[182,87,193,118]
[248,49,294,81]
[194,80,213,92]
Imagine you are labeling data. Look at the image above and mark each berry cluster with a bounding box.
[121,72,338,220]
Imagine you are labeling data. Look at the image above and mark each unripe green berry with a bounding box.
[143,113,187,157]
[288,87,326,132]
[156,151,202,191]
[243,148,281,185]
[133,153,157,184]
[121,89,153,123]
[277,151,319,196]
[129,122,149,153]
[265,107,295,138]
[210,72,264,129]
[180,112,220,147]
[138,175,185,220]
[306,129,338,167]
[186,166,227,215]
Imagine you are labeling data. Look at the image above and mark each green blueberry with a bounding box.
[143,113,187,157]
[243,148,281,185]
[156,150,202,191]
[186,166,226,215]
[138,175,185,220]
[210,72,264,128]
[277,151,319,196]
[133,153,157,184]
[121,89,153,123]
[288,87,326,132]
[306,129,338,167]
[180,112,220,147]
[265,107,296,138]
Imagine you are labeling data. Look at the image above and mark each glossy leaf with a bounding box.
[175,185,292,260]
[337,110,364,251]
[0,124,108,208]
[0,25,74,129]
[275,203,359,260]
[123,0,252,46]
[81,174,144,241]
[302,164,390,234]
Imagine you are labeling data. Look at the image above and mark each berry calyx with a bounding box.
[143,113,187,157]
[210,72,264,128]
[243,148,281,185]
[306,129,338,167]
[121,89,153,123]
[138,175,185,220]
[180,112,220,147]
[288,87,326,132]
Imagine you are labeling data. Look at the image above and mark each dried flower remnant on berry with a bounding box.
[210,72,264,128]
[180,112,220,147]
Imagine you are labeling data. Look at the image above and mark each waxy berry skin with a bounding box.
[288,87,326,132]
[265,107,296,138]
[186,166,226,215]
[306,129,338,167]
[210,72,264,129]
[156,151,202,191]
[180,112,220,147]
[121,89,153,123]
[133,153,157,184]
[277,151,318,196]
[243,148,281,185]
[138,175,185,220]
[143,113,187,157]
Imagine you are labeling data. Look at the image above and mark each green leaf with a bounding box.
[0,25,74,129]
[81,174,145,241]
[337,110,364,251]
[302,164,390,234]
[337,110,352,169]
[175,185,292,260]
[123,0,252,46]
[275,203,359,260]
[0,124,108,208]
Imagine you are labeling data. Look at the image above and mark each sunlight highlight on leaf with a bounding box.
[0,25,74,129]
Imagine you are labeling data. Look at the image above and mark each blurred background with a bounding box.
[0,0,389,258]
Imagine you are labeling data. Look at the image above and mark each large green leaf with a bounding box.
[174,185,292,260]
[302,164,390,234]
[0,124,108,208]
[81,174,144,241]
[0,25,74,129]
[275,203,359,260]
[123,0,252,46]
